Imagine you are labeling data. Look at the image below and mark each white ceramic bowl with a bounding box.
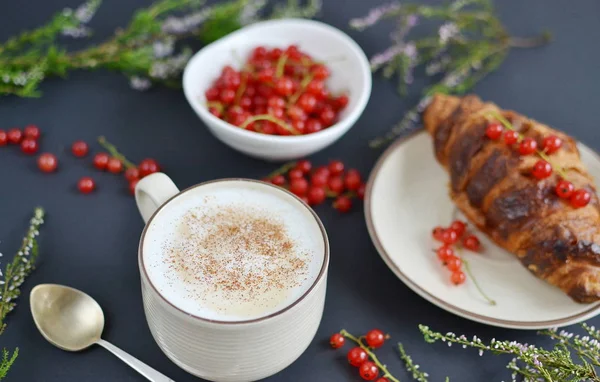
[183,19,372,161]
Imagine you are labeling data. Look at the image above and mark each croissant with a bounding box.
[422,94,600,303]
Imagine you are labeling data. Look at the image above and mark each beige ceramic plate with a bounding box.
[365,131,600,329]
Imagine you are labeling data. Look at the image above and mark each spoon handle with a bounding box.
[97,339,174,382]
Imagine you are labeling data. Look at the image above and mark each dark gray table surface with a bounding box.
[2,0,600,381]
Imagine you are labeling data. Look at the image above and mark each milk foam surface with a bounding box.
[142,181,325,322]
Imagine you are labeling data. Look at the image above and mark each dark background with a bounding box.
[2,0,600,381]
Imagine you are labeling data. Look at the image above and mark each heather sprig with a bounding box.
[350,0,551,148]
[0,0,321,97]
[0,207,45,380]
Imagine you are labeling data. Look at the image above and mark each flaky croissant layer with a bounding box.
[423,94,600,303]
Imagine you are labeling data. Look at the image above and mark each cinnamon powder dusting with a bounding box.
[163,203,311,317]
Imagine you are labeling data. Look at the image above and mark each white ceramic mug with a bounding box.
[134,173,329,382]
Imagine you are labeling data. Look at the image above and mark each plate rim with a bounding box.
[364,130,600,329]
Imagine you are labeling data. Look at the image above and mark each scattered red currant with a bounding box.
[7,128,22,144]
[503,130,519,145]
[357,184,366,200]
[344,169,361,191]
[93,152,110,170]
[519,138,537,155]
[358,361,379,381]
[365,329,386,349]
[307,187,326,206]
[311,173,328,187]
[129,179,139,195]
[270,174,286,186]
[288,169,304,180]
[347,347,368,367]
[290,178,309,196]
[542,135,562,154]
[485,122,503,140]
[124,167,140,182]
[328,160,344,175]
[570,189,591,208]
[0,130,7,146]
[375,378,389,382]
[295,160,312,173]
[328,176,344,194]
[532,160,553,179]
[20,138,39,155]
[71,140,89,157]
[23,125,41,140]
[329,333,345,349]
[107,157,123,174]
[77,177,96,194]
[451,271,466,285]
[139,158,160,177]
[555,180,575,199]
[37,153,58,173]
[334,195,352,213]
[463,235,481,251]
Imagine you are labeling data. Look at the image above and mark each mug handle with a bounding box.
[135,173,180,223]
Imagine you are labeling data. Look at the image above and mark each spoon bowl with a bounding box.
[31,284,104,352]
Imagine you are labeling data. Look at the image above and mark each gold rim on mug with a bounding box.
[364,130,600,328]
[138,178,330,325]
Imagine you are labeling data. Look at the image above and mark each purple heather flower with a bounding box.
[62,26,91,38]
[153,39,175,59]
[407,14,419,27]
[349,2,401,30]
[161,8,212,35]
[239,0,267,25]
[532,355,542,368]
[130,76,152,91]
[74,0,100,24]
[370,44,404,71]
[439,22,459,44]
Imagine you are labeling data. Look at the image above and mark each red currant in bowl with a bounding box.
[183,19,371,161]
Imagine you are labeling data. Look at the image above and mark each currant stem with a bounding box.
[288,72,314,105]
[340,329,401,382]
[265,161,297,179]
[459,250,496,306]
[275,54,288,78]
[487,111,568,179]
[239,114,300,135]
[97,136,136,169]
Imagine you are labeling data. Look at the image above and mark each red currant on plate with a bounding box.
[503,130,519,145]
[432,226,445,241]
[330,333,345,349]
[542,135,563,154]
[358,361,379,381]
[463,235,481,251]
[570,189,591,208]
[20,138,39,155]
[37,153,58,173]
[437,246,454,262]
[485,122,503,140]
[441,229,459,245]
[71,140,89,157]
[23,124,41,140]
[77,177,96,194]
[347,347,368,367]
[93,152,110,170]
[446,256,462,272]
[555,180,575,199]
[449,220,466,237]
[519,138,538,155]
[531,160,552,179]
[365,329,386,348]
[451,271,466,285]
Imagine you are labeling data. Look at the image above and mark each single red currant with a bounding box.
[328,160,345,175]
[441,228,459,245]
[347,347,368,367]
[129,179,139,195]
[23,125,41,140]
[503,130,519,145]
[555,180,575,199]
[7,128,22,144]
[358,361,379,381]
[437,246,454,262]
[311,64,330,80]
[220,89,236,104]
[570,189,591,208]
[297,93,317,113]
[344,169,361,191]
[267,96,286,109]
[288,169,304,180]
[71,140,89,157]
[319,107,336,126]
[311,173,328,187]
[451,271,466,285]
[314,166,331,179]
[432,226,446,242]
[307,187,326,206]
[37,153,58,173]
[107,157,123,174]
[93,152,110,170]
[375,378,390,382]
[542,135,563,154]
[0,130,7,146]
[295,160,312,173]
[306,80,324,96]
[77,177,96,194]
[446,256,462,272]
[139,158,160,177]
[271,174,286,186]
[290,178,309,196]
[328,176,344,194]
[485,122,503,140]
[334,195,352,213]
[275,77,294,96]
[330,333,345,349]
[463,235,481,251]
[124,167,140,182]
[20,138,39,155]
[305,119,323,134]
[449,220,466,237]
[519,138,538,155]
[532,160,553,179]
[365,329,386,348]
[357,184,366,200]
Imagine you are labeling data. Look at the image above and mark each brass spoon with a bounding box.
[30,284,174,382]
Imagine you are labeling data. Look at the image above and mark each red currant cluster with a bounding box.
[485,119,591,208]
[263,160,365,213]
[0,127,160,195]
[205,45,349,136]
[329,329,395,381]
[432,220,481,285]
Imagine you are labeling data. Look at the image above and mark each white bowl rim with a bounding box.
[182,18,372,144]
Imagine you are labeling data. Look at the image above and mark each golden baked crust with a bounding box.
[423,94,600,303]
